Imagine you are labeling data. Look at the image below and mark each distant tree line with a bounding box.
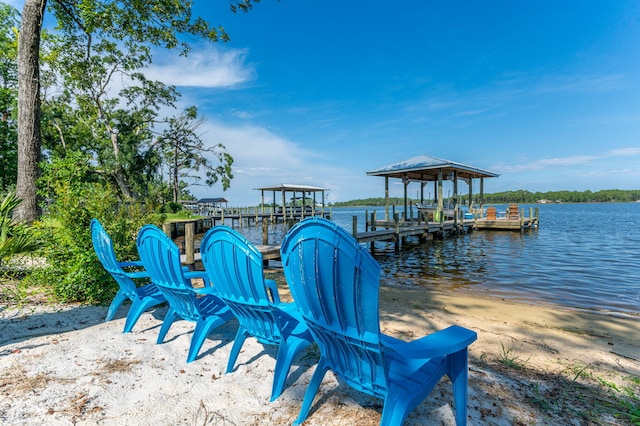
[470,189,640,204]
[332,197,415,207]
[332,189,640,206]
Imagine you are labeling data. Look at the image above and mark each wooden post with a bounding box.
[393,213,400,252]
[352,216,358,237]
[468,177,473,211]
[394,213,400,252]
[437,170,444,224]
[185,221,195,267]
[479,177,485,210]
[453,170,458,229]
[162,222,172,238]
[385,176,389,220]
[313,192,317,217]
[370,211,377,253]
[529,207,534,227]
[262,217,269,245]
[365,209,369,232]
[403,175,409,221]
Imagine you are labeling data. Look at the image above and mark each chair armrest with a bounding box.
[119,260,144,268]
[184,271,210,287]
[193,286,219,296]
[125,270,150,279]
[381,325,477,359]
[264,279,280,304]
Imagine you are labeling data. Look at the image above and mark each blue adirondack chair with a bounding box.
[280,217,478,426]
[136,224,234,363]
[91,218,166,333]
[199,226,313,401]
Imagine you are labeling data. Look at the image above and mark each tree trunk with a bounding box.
[15,0,47,223]
[109,130,133,198]
[172,145,179,203]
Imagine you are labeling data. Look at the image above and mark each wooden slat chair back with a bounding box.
[486,206,497,220]
[508,204,520,219]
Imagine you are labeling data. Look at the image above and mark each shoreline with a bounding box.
[1,283,639,425]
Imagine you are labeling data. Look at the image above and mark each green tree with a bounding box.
[30,150,162,303]
[16,0,259,221]
[155,106,233,203]
[0,4,19,192]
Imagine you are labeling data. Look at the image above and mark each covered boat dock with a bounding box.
[358,155,537,249]
[255,183,330,221]
[366,155,499,223]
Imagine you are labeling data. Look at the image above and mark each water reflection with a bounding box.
[222,203,640,315]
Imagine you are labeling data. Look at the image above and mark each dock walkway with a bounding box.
[171,206,539,267]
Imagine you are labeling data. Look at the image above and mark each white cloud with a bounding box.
[500,147,640,172]
[183,119,381,205]
[608,147,640,157]
[146,46,255,88]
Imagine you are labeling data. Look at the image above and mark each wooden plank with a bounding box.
[356,229,396,243]
[475,219,527,230]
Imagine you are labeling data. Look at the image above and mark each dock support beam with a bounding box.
[385,176,390,220]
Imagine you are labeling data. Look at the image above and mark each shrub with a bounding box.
[25,152,163,304]
[167,201,182,213]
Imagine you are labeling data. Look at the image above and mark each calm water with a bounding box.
[234,203,640,316]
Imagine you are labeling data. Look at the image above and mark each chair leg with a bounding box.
[186,314,230,363]
[105,290,128,321]
[122,298,153,333]
[380,393,413,426]
[157,308,178,344]
[226,327,249,373]
[270,338,312,402]
[293,359,329,426]
[447,349,469,426]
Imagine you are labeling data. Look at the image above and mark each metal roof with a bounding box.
[366,155,499,181]
[255,184,329,192]
[198,197,228,204]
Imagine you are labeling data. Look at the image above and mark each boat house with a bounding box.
[366,155,499,221]
[255,184,329,219]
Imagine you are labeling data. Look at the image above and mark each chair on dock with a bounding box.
[90,218,166,333]
[280,217,478,426]
[199,226,313,401]
[486,206,497,220]
[136,224,234,363]
[507,204,520,220]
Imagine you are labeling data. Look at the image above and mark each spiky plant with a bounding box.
[0,192,39,266]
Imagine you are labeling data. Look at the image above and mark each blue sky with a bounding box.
[12,0,640,204]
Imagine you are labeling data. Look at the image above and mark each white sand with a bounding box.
[1,284,639,425]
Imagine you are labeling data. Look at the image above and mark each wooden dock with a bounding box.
[474,206,539,230]
[350,212,476,252]
[180,206,332,229]
[171,206,539,267]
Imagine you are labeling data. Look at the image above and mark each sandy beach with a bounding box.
[1,274,639,425]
